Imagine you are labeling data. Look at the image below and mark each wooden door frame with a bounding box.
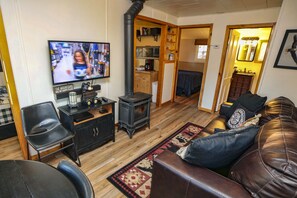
[212,23,275,112]
[176,24,213,111]
[217,29,241,107]
[0,9,27,159]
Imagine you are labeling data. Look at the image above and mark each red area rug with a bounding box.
[107,122,203,198]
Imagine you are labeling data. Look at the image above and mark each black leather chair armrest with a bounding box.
[57,160,94,198]
[219,102,233,117]
[151,151,251,198]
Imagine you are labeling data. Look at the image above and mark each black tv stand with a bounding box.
[58,97,116,155]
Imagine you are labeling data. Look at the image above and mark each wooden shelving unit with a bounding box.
[54,84,101,100]
[136,34,159,42]
[165,26,178,61]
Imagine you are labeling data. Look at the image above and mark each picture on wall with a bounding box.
[274,29,297,69]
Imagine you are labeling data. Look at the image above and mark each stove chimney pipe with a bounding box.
[124,0,145,96]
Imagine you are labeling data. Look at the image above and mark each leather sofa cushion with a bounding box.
[230,117,297,197]
[259,96,297,125]
[202,115,227,134]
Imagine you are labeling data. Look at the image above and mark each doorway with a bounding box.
[215,24,274,111]
[134,18,163,106]
[0,9,27,159]
[175,25,212,109]
[0,60,17,140]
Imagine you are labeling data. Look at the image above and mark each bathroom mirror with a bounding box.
[254,40,268,63]
[237,37,259,62]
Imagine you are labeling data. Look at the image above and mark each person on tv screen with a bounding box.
[72,49,92,79]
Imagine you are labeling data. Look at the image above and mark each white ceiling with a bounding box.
[145,0,283,17]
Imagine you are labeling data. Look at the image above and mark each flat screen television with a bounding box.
[48,40,110,85]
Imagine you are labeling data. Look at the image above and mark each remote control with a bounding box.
[102,97,108,102]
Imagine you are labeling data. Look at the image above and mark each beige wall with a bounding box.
[2,0,294,115]
[179,39,197,62]
[178,62,204,73]
[258,0,297,103]
[0,0,177,122]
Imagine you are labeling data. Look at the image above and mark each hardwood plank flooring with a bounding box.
[0,94,216,197]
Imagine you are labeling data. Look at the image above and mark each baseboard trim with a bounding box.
[161,100,172,106]
[198,106,212,113]
[29,146,61,161]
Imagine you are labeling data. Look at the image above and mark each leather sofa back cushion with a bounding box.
[229,117,297,197]
[180,125,259,169]
[259,96,297,125]
[201,115,227,134]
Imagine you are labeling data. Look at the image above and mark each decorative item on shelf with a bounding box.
[168,53,174,61]
[145,59,154,71]
[136,27,161,42]
[68,92,78,108]
[53,84,74,94]
[167,26,171,33]
[233,66,238,74]
[151,28,161,36]
[142,27,149,36]
[136,66,145,71]
[81,82,97,106]
[136,30,141,37]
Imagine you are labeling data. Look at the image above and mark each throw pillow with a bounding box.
[237,91,267,112]
[227,104,255,129]
[179,125,260,169]
[224,91,267,119]
[241,114,261,127]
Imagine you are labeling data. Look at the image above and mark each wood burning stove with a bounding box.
[118,0,150,138]
[118,92,151,138]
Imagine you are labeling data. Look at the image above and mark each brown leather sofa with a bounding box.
[151,97,297,198]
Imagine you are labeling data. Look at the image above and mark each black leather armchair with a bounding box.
[57,160,95,198]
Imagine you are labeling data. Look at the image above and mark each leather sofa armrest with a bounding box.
[151,151,251,198]
[219,102,233,117]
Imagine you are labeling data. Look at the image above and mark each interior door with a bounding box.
[161,62,175,103]
[217,30,240,108]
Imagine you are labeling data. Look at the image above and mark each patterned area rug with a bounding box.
[107,122,203,198]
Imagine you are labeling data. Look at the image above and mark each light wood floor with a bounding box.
[0,94,216,197]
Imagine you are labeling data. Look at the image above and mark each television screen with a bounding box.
[48,40,110,85]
